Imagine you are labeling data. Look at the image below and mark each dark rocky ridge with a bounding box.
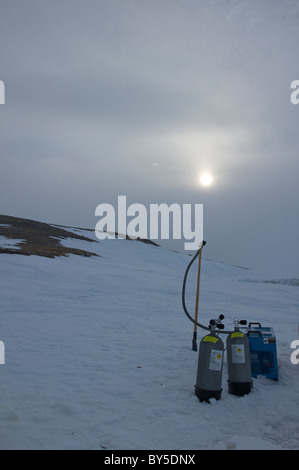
[0,215,99,258]
[0,215,159,258]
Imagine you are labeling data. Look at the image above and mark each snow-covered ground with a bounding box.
[0,228,298,450]
[0,236,25,250]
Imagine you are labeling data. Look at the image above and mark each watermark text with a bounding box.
[290,80,299,105]
[290,340,299,365]
[0,341,5,364]
[0,80,5,104]
[95,196,203,250]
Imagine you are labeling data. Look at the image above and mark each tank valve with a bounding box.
[209,314,225,331]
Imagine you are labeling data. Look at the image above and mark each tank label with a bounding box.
[203,335,218,344]
[209,349,223,371]
[231,344,245,363]
[231,332,244,338]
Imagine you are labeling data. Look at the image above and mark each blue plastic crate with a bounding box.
[242,323,278,380]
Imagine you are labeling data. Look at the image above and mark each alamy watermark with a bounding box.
[95,196,203,250]
[0,341,4,364]
[290,339,299,365]
[290,80,299,105]
[0,80,5,104]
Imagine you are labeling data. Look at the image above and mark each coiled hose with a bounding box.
[181,246,232,335]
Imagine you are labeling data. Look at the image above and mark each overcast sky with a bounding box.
[1,0,299,277]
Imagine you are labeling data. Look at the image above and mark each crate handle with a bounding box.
[248,322,262,327]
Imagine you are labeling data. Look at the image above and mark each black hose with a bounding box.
[181,248,210,331]
[181,246,233,334]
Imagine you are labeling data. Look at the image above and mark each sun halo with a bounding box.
[199,172,213,187]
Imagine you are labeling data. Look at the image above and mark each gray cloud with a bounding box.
[1,0,299,276]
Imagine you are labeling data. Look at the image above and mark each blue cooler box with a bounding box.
[242,322,278,380]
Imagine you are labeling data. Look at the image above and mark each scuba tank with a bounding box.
[226,318,253,396]
[182,245,254,403]
[195,315,225,403]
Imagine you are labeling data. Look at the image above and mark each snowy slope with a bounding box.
[0,226,298,450]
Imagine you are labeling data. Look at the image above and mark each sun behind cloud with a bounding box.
[199,172,213,187]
